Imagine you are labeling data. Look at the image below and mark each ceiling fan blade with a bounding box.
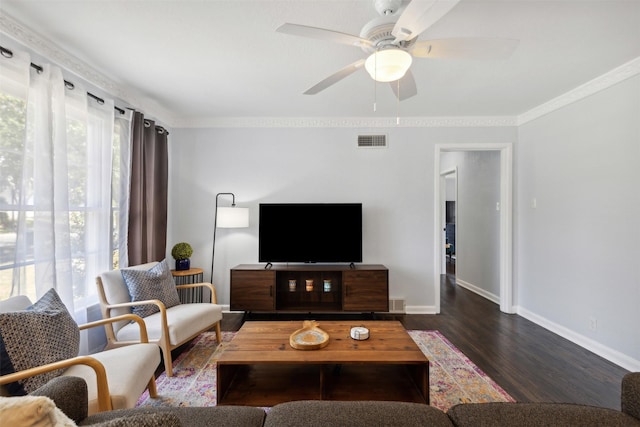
[304,59,366,95]
[389,70,418,101]
[411,38,519,59]
[277,23,372,49]
[392,0,461,43]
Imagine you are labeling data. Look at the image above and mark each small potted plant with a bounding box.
[171,242,193,271]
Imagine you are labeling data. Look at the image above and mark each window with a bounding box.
[0,90,29,298]
[0,51,130,314]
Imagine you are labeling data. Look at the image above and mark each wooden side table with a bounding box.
[171,267,204,303]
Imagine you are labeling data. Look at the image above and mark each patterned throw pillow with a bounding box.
[0,288,80,395]
[121,259,181,319]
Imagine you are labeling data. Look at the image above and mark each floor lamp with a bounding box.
[210,193,249,283]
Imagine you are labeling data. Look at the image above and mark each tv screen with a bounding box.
[259,203,362,263]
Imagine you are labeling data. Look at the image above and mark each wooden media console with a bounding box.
[230,264,389,313]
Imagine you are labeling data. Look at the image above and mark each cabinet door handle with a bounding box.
[269,286,273,297]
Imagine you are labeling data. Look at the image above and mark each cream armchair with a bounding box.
[96,261,223,377]
[0,295,159,415]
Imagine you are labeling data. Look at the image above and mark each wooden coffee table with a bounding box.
[216,320,429,406]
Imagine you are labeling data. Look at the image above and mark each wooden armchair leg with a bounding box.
[147,375,158,398]
[164,351,174,377]
[215,322,222,343]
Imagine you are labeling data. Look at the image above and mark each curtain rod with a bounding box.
[1,45,169,135]
[1,44,125,115]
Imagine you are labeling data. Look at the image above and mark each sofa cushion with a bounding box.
[264,400,454,427]
[447,402,640,427]
[0,288,79,395]
[623,372,640,421]
[121,259,181,319]
[91,413,182,427]
[80,406,266,427]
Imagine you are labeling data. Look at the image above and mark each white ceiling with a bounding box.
[1,0,639,127]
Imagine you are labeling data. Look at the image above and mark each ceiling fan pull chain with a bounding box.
[373,51,378,112]
[373,79,377,112]
[373,82,377,112]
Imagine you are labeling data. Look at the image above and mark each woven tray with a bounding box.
[289,320,329,350]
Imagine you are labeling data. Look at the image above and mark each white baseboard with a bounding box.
[455,278,500,305]
[516,306,640,372]
[406,305,438,314]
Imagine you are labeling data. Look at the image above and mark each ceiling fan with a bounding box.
[276,0,518,100]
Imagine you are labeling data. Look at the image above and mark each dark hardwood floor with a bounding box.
[219,261,630,410]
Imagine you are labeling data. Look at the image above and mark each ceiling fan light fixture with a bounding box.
[365,48,412,82]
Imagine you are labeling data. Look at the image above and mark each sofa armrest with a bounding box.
[31,376,88,423]
[175,282,218,304]
[79,313,150,343]
[0,356,112,413]
[622,372,640,420]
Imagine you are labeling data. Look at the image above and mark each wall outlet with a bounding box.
[589,316,598,331]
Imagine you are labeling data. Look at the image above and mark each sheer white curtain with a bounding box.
[66,80,117,311]
[28,59,76,307]
[115,111,132,269]
[0,48,129,315]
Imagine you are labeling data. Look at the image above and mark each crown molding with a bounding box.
[518,56,640,126]
[0,10,176,126]
[4,9,636,131]
[173,115,518,129]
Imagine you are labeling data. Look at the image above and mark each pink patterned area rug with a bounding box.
[136,330,514,411]
[408,330,514,409]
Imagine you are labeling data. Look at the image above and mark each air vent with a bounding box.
[389,298,406,313]
[358,134,387,148]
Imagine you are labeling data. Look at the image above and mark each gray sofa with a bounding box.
[37,372,640,426]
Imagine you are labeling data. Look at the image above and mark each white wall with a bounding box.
[166,70,639,370]
[442,151,501,300]
[168,126,516,312]
[516,74,640,369]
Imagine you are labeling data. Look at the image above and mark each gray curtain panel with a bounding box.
[128,111,168,265]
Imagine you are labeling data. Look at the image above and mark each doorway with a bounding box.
[440,168,457,276]
[433,143,513,314]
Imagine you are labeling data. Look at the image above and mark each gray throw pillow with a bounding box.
[0,288,79,395]
[121,259,181,319]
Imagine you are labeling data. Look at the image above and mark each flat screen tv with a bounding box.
[259,203,362,264]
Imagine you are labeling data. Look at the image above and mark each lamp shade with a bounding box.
[217,207,249,228]
[364,49,413,83]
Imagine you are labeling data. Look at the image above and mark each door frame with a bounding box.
[433,143,514,314]
[439,167,457,275]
